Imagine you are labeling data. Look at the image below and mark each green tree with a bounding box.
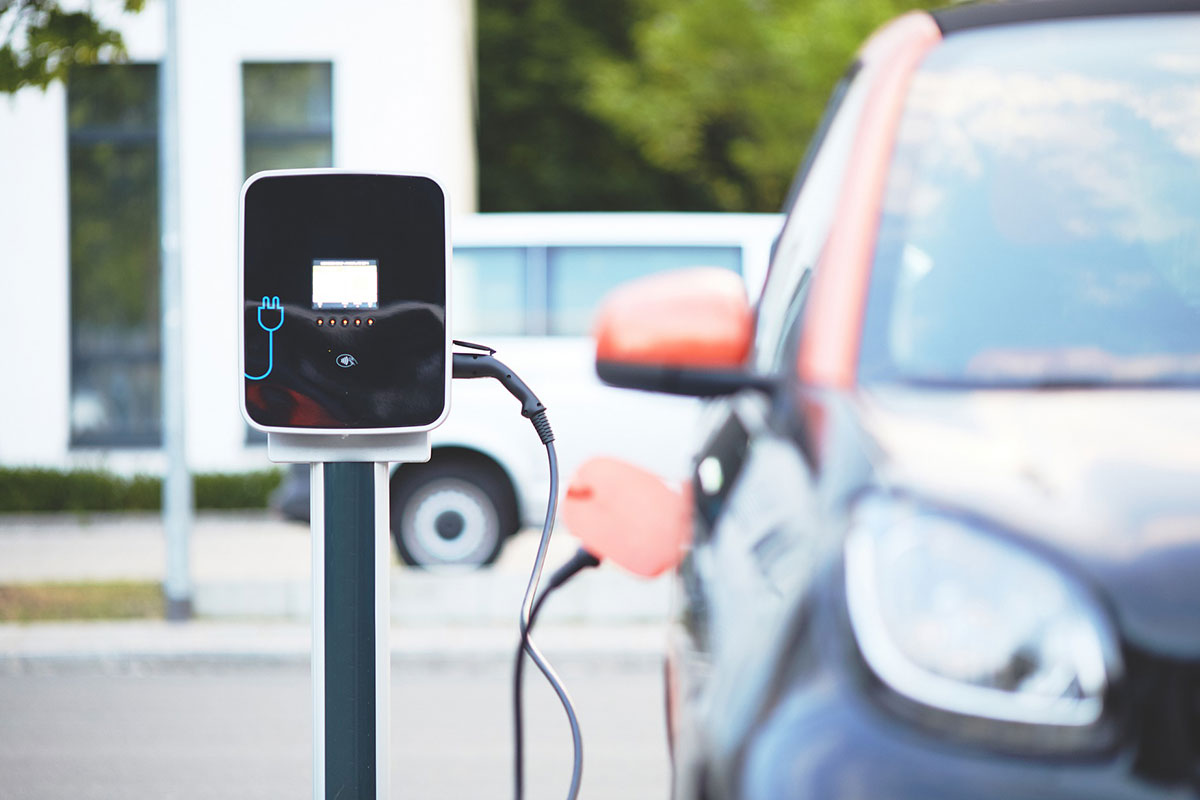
[0,0,145,94]
[583,0,930,211]
[476,0,719,211]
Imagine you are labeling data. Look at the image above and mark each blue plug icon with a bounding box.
[245,296,283,380]
[257,295,284,333]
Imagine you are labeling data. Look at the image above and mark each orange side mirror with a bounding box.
[595,266,753,368]
[562,457,692,578]
[593,268,771,397]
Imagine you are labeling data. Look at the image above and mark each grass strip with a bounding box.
[0,581,164,622]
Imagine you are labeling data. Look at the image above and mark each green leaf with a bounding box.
[0,0,141,94]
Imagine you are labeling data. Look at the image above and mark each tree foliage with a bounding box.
[583,0,930,211]
[478,0,930,212]
[0,0,145,94]
[476,0,718,211]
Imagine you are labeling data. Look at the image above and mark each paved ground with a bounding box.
[0,512,676,797]
[0,512,310,584]
[0,620,669,665]
[0,511,672,623]
[0,655,668,800]
[0,510,599,582]
[0,513,677,797]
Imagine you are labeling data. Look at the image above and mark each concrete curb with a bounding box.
[192,568,673,622]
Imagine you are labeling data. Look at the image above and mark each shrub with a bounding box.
[193,470,285,510]
[0,467,284,513]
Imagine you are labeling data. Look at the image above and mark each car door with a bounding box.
[665,62,875,798]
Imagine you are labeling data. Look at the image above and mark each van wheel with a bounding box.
[390,459,516,569]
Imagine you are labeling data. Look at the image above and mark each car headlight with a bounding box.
[844,498,1121,745]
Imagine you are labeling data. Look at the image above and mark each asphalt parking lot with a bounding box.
[0,655,668,800]
[0,511,674,798]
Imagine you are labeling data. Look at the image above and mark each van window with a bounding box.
[452,247,527,336]
[547,245,741,335]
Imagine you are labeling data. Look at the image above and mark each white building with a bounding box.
[0,0,476,474]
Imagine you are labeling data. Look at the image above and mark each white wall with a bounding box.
[0,84,72,467]
[0,0,476,473]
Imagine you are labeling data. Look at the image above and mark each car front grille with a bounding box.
[1124,648,1200,788]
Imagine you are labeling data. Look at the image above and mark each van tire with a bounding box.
[390,457,517,569]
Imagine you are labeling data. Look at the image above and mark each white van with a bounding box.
[275,212,782,567]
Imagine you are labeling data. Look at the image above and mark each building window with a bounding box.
[242,62,333,178]
[242,62,333,443]
[68,64,161,447]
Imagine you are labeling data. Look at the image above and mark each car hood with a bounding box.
[855,386,1200,657]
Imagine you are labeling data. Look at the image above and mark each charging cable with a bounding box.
[245,296,284,380]
[512,548,600,799]
[450,341,581,800]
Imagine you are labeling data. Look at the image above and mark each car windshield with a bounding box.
[859,15,1200,387]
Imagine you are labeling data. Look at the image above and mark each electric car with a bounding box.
[272,212,780,568]
[587,3,1200,798]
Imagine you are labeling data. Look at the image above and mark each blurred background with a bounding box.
[0,0,923,797]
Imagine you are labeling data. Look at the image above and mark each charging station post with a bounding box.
[240,170,450,799]
[314,460,389,797]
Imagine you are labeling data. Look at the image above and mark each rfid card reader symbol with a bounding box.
[245,296,283,381]
[336,354,358,368]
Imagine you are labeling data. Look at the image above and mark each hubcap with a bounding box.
[401,479,499,567]
[434,511,466,541]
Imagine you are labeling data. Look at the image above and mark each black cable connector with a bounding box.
[535,548,602,608]
[452,351,547,419]
[529,410,554,445]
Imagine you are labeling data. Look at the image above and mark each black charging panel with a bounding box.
[241,172,448,431]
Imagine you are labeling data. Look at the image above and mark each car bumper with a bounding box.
[737,678,1193,800]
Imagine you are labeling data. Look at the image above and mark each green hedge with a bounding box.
[193,471,286,510]
[0,467,285,513]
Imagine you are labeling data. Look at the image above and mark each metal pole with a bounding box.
[159,0,192,620]
[311,462,391,799]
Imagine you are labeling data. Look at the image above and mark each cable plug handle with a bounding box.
[452,352,548,421]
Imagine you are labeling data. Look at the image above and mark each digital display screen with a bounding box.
[312,259,379,309]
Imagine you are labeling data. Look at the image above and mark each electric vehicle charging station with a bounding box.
[240,169,451,799]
